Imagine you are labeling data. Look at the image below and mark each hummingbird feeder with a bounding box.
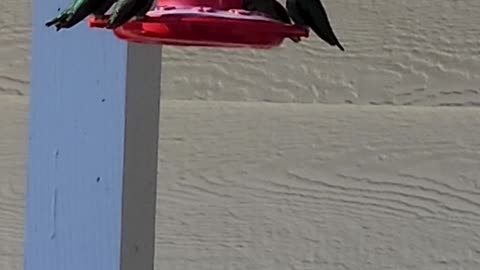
[88,0,309,49]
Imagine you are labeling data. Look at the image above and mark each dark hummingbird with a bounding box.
[243,0,344,50]
[46,0,154,30]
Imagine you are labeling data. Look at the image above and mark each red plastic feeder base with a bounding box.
[88,6,309,49]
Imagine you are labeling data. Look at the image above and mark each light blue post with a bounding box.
[24,1,162,270]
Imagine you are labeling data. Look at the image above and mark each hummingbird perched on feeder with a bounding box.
[243,0,344,51]
[45,0,155,30]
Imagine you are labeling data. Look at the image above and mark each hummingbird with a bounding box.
[45,0,154,30]
[243,0,344,50]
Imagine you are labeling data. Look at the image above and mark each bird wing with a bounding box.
[92,0,118,17]
[45,0,103,29]
[243,0,291,24]
[287,0,344,50]
[271,0,292,24]
[107,0,154,28]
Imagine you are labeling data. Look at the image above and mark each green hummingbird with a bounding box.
[45,0,155,30]
[242,0,344,51]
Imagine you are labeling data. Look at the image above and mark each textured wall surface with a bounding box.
[2,98,480,269]
[0,0,31,96]
[2,0,480,269]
